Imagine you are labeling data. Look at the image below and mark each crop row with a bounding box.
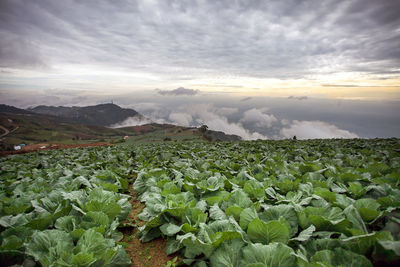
[0,146,135,266]
[132,139,400,266]
[1,138,399,266]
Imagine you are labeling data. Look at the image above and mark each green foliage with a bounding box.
[247,218,290,244]
[241,242,296,267]
[0,146,132,266]
[1,138,400,266]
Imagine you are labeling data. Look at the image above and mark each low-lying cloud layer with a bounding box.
[168,104,267,140]
[129,102,360,140]
[281,120,358,140]
[189,105,266,140]
[168,112,193,126]
[240,108,278,128]
[1,90,398,139]
[109,116,152,128]
[288,96,308,100]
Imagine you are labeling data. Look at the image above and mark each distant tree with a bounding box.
[293,135,297,140]
[199,125,208,133]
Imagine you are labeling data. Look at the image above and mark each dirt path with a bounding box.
[0,124,19,138]
[10,126,19,134]
[0,125,10,137]
[122,184,178,267]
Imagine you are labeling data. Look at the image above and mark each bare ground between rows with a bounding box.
[122,185,178,267]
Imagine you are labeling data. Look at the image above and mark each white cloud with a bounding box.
[109,116,152,128]
[205,116,265,140]
[133,102,168,124]
[240,108,278,128]
[216,107,239,116]
[280,120,358,139]
[184,104,266,140]
[133,102,161,112]
[281,119,290,125]
[131,103,266,140]
[258,107,271,113]
[168,112,192,126]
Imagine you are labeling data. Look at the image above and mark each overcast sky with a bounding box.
[0,0,399,139]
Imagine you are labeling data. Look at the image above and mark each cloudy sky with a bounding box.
[1,0,400,139]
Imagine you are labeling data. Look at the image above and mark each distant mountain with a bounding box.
[28,103,143,126]
[0,104,34,115]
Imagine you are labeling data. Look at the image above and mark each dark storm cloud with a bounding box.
[288,96,308,100]
[156,87,199,96]
[0,0,399,77]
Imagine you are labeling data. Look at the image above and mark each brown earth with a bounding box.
[122,184,179,267]
[0,142,112,157]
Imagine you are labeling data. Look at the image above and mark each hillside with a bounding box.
[0,112,130,147]
[0,112,241,151]
[28,103,143,126]
[120,124,241,143]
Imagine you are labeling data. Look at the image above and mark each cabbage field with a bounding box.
[1,138,400,266]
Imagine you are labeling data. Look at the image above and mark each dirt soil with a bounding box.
[0,142,112,157]
[121,185,178,267]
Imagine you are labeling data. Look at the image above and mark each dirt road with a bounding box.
[0,125,19,138]
[0,125,10,138]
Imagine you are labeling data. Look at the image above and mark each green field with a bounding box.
[1,138,400,266]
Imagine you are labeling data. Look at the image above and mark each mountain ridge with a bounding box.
[0,104,35,115]
[27,103,143,127]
